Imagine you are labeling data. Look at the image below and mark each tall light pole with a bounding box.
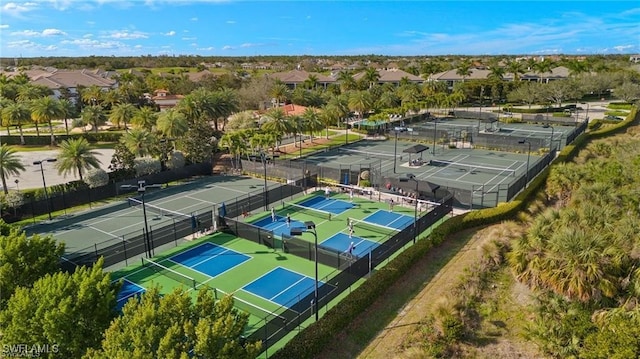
[543,123,555,151]
[393,130,398,173]
[121,180,162,258]
[345,119,349,145]
[14,179,19,192]
[261,152,268,211]
[399,174,419,244]
[33,158,57,221]
[290,221,318,321]
[432,119,437,155]
[581,102,590,120]
[518,140,531,187]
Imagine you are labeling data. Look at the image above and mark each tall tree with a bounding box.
[157,109,188,140]
[506,59,525,82]
[1,102,30,144]
[30,96,63,146]
[109,103,137,130]
[58,98,75,136]
[456,59,472,82]
[0,226,64,309]
[260,107,291,149]
[85,287,261,359]
[0,145,25,195]
[363,68,381,89]
[81,105,107,133]
[269,82,289,107]
[132,106,158,131]
[121,129,156,158]
[0,258,117,358]
[56,138,102,181]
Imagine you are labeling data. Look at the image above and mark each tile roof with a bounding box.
[268,69,335,84]
[353,68,424,83]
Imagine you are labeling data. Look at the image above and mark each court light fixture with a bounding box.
[399,174,419,244]
[518,140,532,187]
[121,180,163,258]
[289,220,319,321]
[33,158,57,221]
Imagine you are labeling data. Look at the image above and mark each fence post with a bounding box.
[122,236,128,266]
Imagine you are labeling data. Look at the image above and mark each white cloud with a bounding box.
[10,30,39,37]
[165,30,176,36]
[108,30,148,40]
[226,20,235,24]
[44,44,57,51]
[61,38,126,50]
[613,44,634,52]
[0,24,8,29]
[83,33,93,38]
[1,2,38,17]
[222,45,233,50]
[197,46,215,51]
[182,36,196,41]
[42,28,67,36]
[190,17,198,21]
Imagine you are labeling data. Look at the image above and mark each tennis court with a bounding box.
[26,175,282,262]
[112,232,338,333]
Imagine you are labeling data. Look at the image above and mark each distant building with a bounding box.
[150,89,183,111]
[267,70,336,89]
[352,68,424,86]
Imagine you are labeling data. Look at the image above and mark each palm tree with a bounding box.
[456,59,472,82]
[1,102,30,144]
[0,145,25,194]
[121,129,156,157]
[157,109,188,140]
[81,105,107,133]
[58,98,75,136]
[302,107,322,143]
[260,107,290,150]
[219,131,246,169]
[506,59,525,82]
[303,74,319,90]
[80,85,104,107]
[109,103,137,130]
[363,68,380,89]
[132,106,158,131]
[337,70,357,92]
[56,138,101,181]
[30,97,63,146]
[213,88,239,131]
[348,90,373,126]
[269,82,289,107]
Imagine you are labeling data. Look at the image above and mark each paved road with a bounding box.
[9,149,115,192]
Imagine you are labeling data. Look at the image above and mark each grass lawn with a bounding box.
[12,142,117,152]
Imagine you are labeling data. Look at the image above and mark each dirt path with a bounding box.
[358,228,488,358]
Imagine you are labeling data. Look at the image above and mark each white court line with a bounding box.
[268,277,308,301]
[415,154,469,180]
[87,225,123,240]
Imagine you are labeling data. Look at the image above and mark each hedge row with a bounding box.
[2,132,122,146]
[269,107,639,359]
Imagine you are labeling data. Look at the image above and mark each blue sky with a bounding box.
[0,1,638,58]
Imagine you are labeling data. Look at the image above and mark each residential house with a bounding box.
[150,89,184,111]
[29,69,118,103]
[352,68,424,86]
[267,69,336,89]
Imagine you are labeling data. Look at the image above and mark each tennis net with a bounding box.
[348,217,400,236]
[283,202,333,220]
[429,159,516,177]
[141,258,197,289]
[128,198,192,219]
[338,147,397,160]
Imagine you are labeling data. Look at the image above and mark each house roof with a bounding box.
[353,69,424,83]
[428,68,492,81]
[30,69,116,89]
[268,69,335,84]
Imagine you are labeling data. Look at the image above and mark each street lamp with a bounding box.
[399,174,419,244]
[14,179,19,192]
[260,152,268,211]
[290,221,319,321]
[542,123,555,151]
[432,119,437,155]
[393,130,398,173]
[33,158,57,221]
[581,102,590,120]
[121,180,162,258]
[518,140,531,187]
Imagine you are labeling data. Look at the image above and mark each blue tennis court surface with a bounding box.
[321,232,378,257]
[298,196,354,215]
[251,215,306,237]
[116,279,145,311]
[363,210,414,230]
[243,267,323,308]
[170,242,251,278]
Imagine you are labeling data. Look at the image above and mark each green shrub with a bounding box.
[607,102,633,110]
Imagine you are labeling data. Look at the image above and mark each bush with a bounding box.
[83,169,109,188]
[134,157,161,177]
[607,102,633,110]
[167,151,186,170]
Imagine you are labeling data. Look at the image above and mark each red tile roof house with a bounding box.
[150,89,184,111]
[267,70,336,89]
[29,69,118,104]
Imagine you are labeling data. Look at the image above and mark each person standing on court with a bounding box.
[286,213,291,228]
[349,188,354,202]
[271,207,276,222]
[348,218,355,238]
[325,186,330,198]
[389,198,395,212]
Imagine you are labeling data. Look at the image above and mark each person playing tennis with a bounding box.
[286,213,291,228]
[271,207,276,222]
